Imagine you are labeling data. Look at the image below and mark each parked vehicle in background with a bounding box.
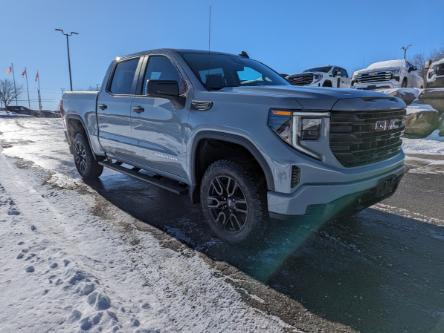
[426,57,444,88]
[352,59,424,90]
[62,49,405,245]
[287,66,351,88]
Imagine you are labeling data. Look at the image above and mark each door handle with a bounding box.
[98,104,107,111]
[132,105,144,113]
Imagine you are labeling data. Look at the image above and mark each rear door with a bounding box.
[129,54,189,181]
[338,67,351,88]
[97,57,142,161]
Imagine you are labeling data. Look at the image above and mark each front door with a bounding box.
[97,57,141,162]
[130,54,189,181]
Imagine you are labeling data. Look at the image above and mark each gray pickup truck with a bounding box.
[62,49,406,244]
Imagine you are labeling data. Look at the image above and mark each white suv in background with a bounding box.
[287,66,351,88]
[352,59,424,90]
[426,57,444,88]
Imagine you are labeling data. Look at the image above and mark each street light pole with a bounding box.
[55,28,78,91]
[401,44,412,60]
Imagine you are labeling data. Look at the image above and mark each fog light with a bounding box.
[291,166,300,187]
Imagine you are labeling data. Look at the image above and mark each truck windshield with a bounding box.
[304,66,332,73]
[180,52,289,90]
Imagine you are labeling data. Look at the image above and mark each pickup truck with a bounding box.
[287,66,351,88]
[352,59,424,90]
[426,57,444,88]
[62,49,406,244]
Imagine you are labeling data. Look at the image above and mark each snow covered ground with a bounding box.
[0,118,299,333]
[1,117,443,333]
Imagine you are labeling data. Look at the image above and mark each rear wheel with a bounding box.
[200,160,267,244]
[72,132,103,180]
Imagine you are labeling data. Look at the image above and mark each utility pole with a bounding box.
[208,5,212,53]
[401,44,412,60]
[55,28,79,91]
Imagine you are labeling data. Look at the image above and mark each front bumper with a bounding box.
[426,76,444,88]
[353,80,400,90]
[267,163,405,218]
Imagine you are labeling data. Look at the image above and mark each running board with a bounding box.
[99,160,188,195]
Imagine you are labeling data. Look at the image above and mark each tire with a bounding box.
[401,78,408,88]
[322,81,332,87]
[72,132,103,180]
[200,160,267,244]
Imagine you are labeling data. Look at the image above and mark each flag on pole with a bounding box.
[5,66,12,75]
[35,71,40,82]
[21,68,27,77]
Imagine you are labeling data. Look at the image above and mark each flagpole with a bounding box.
[11,63,18,106]
[36,71,42,111]
[24,68,31,109]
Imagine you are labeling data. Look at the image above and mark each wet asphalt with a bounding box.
[89,166,444,333]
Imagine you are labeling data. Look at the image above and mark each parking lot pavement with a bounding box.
[1,117,443,333]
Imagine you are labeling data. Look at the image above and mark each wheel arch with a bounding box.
[190,131,275,202]
[65,115,97,158]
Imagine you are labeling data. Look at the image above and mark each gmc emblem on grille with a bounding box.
[374,119,403,131]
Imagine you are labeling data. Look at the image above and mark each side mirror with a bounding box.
[147,80,179,97]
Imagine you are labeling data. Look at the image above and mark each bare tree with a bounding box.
[412,47,444,81]
[0,79,22,109]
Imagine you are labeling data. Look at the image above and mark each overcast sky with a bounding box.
[1,0,443,109]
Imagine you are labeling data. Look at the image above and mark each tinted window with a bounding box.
[110,58,139,94]
[339,67,348,77]
[180,52,288,90]
[143,56,180,93]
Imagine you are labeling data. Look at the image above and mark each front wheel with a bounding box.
[200,160,268,244]
[401,78,408,88]
[72,132,103,180]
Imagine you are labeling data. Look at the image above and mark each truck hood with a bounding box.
[289,71,317,76]
[218,85,396,110]
[354,66,400,76]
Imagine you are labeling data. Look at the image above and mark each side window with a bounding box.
[237,67,264,82]
[339,68,348,78]
[143,56,181,93]
[110,58,139,94]
[199,68,224,84]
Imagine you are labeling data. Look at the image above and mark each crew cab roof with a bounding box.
[117,48,238,61]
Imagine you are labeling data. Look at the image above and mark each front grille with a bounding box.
[288,74,314,86]
[330,109,405,167]
[436,64,444,76]
[356,71,393,83]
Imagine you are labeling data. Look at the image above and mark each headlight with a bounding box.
[268,109,329,159]
[312,74,323,83]
[301,118,322,140]
[391,69,401,75]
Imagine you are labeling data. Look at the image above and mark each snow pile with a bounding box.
[379,88,421,105]
[0,110,29,117]
[44,172,88,191]
[403,130,444,155]
[406,102,438,115]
